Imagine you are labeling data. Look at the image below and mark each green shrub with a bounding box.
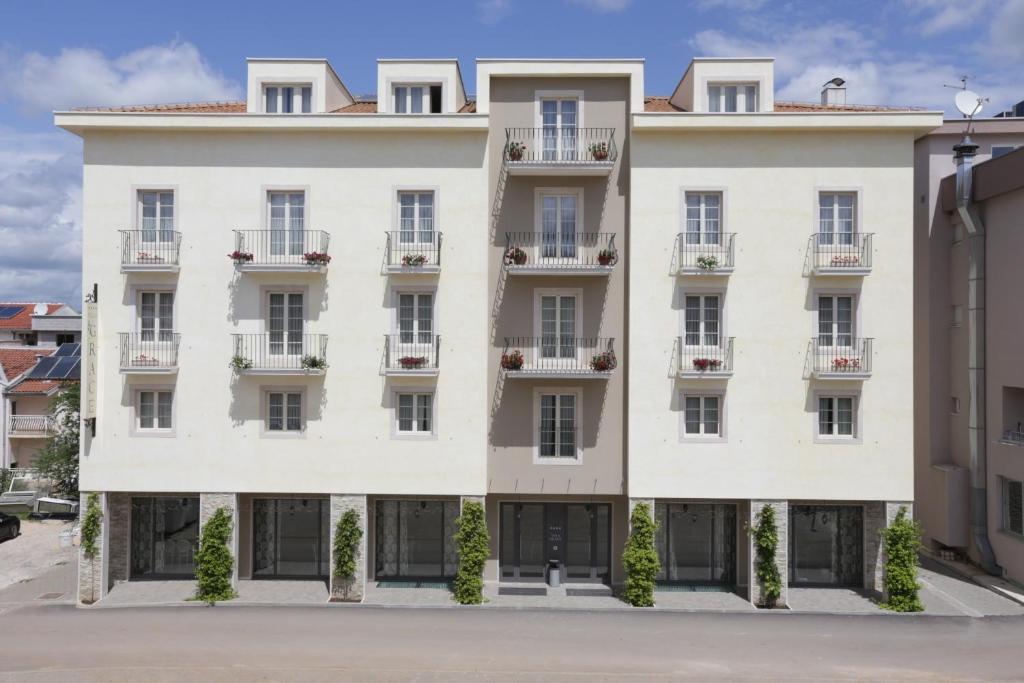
[36,382,81,499]
[753,504,782,607]
[622,502,660,607]
[194,507,236,604]
[880,506,923,612]
[332,508,363,600]
[453,500,489,605]
[80,492,102,559]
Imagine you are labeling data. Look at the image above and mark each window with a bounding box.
[393,84,442,113]
[818,396,856,438]
[684,394,721,437]
[992,145,1018,159]
[138,291,173,342]
[684,294,720,347]
[540,192,578,259]
[540,98,579,160]
[268,292,303,356]
[267,391,302,432]
[268,192,305,256]
[397,292,433,344]
[56,333,75,346]
[818,193,856,245]
[138,191,174,242]
[137,390,172,431]
[708,83,757,112]
[396,393,433,434]
[539,392,577,458]
[1002,477,1023,536]
[264,85,312,113]
[539,293,578,359]
[818,295,854,347]
[398,192,434,244]
[684,193,721,245]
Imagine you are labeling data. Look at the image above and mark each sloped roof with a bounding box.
[0,303,65,330]
[74,101,247,113]
[5,378,61,396]
[0,348,47,384]
[642,97,921,113]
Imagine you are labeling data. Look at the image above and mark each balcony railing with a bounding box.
[676,337,734,377]
[231,334,328,374]
[1001,429,1024,446]
[382,334,441,375]
[504,128,617,171]
[8,415,54,436]
[501,337,616,378]
[809,233,873,274]
[676,233,736,274]
[384,231,442,273]
[120,230,182,271]
[504,232,617,274]
[231,230,331,270]
[119,332,180,373]
[810,338,873,378]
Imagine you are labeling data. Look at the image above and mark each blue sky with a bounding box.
[1,0,1021,304]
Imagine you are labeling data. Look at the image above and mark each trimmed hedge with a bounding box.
[453,500,489,605]
[623,502,660,607]
[880,506,923,612]
[194,506,236,604]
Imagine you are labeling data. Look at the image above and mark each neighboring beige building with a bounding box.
[0,302,80,347]
[57,56,941,605]
[914,119,1024,585]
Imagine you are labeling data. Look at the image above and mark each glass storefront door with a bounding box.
[500,502,611,583]
[789,505,863,586]
[374,500,459,579]
[654,503,736,585]
[252,498,329,579]
[130,497,200,579]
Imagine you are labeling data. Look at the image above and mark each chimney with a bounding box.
[821,77,846,106]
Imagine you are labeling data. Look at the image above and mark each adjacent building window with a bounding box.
[56,333,76,346]
[708,83,757,112]
[818,295,854,347]
[138,191,174,242]
[264,84,312,113]
[683,394,721,438]
[684,192,721,245]
[539,392,578,458]
[1002,477,1023,536]
[539,293,578,359]
[992,145,1018,159]
[393,84,442,113]
[540,97,579,160]
[268,192,305,256]
[268,292,303,356]
[684,294,720,347]
[137,390,173,431]
[818,395,856,438]
[396,393,433,434]
[398,192,435,244]
[267,391,302,432]
[397,292,433,344]
[138,291,174,342]
[818,192,856,245]
[540,192,579,259]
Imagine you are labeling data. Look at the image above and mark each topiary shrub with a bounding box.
[80,492,102,559]
[332,508,363,601]
[453,500,489,605]
[753,504,782,608]
[880,506,923,612]
[194,506,237,604]
[622,502,660,607]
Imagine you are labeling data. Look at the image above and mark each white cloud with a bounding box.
[902,0,989,36]
[566,0,633,12]
[989,0,1024,59]
[0,41,241,112]
[693,0,769,10]
[478,0,513,24]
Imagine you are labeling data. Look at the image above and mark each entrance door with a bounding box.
[789,505,863,586]
[500,502,610,582]
[654,503,736,585]
[374,500,459,580]
[130,497,200,579]
[252,498,329,579]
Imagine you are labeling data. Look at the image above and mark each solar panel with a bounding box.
[54,343,80,357]
[27,358,58,379]
[50,357,80,379]
[0,306,23,319]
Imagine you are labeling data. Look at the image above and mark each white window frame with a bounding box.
[533,387,583,463]
[136,190,176,243]
[397,190,436,245]
[136,289,175,343]
[131,386,175,437]
[534,187,584,263]
[817,191,858,246]
[1001,476,1024,537]
[394,289,436,346]
[393,391,436,437]
[814,291,859,348]
[533,288,583,362]
[680,289,724,349]
[707,82,758,113]
[534,90,584,161]
[682,191,723,245]
[263,83,313,114]
[392,83,442,114]
[814,392,861,443]
[261,388,305,437]
[680,391,725,442]
[264,190,307,258]
[263,288,307,358]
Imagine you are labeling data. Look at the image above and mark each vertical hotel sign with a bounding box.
[83,301,98,420]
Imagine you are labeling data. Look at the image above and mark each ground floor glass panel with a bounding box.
[374,500,459,579]
[130,497,199,578]
[789,504,863,586]
[654,503,736,585]
[252,498,329,578]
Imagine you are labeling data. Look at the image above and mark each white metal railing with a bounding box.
[1002,429,1024,446]
[8,415,54,434]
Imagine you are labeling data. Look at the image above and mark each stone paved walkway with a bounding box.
[101,579,330,606]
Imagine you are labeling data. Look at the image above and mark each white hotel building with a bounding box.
[57,56,940,604]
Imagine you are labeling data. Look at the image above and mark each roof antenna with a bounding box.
[944,76,988,136]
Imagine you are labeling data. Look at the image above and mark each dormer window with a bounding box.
[264,84,313,113]
[393,84,443,113]
[708,83,757,113]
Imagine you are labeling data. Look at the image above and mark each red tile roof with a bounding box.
[0,303,64,330]
[332,100,378,113]
[643,97,920,113]
[0,349,48,383]
[5,378,60,395]
[643,96,684,112]
[74,101,247,113]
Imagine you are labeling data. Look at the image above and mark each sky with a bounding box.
[1,0,1021,306]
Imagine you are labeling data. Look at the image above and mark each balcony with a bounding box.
[382,334,440,376]
[504,232,617,275]
[504,128,617,176]
[675,233,736,275]
[120,230,182,272]
[230,334,328,375]
[807,233,873,276]
[384,231,442,275]
[501,337,616,379]
[675,337,734,378]
[7,415,54,438]
[810,338,873,379]
[230,230,331,273]
[1001,430,1024,447]
[119,333,180,374]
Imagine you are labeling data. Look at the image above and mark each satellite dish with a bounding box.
[33,302,48,316]
[955,90,983,117]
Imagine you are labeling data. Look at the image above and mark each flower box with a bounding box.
[131,355,159,367]
[504,247,528,266]
[692,357,723,372]
[589,143,609,161]
[506,142,526,162]
[501,350,525,371]
[597,249,617,266]
[136,252,165,264]
[304,252,331,266]
[401,254,429,267]
[301,355,328,371]
[831,357,861,371]
[696,255,719,271]
[829,255,861,267]
[590,352,617,372]
[228,250,254,263]
[398,356,428,370]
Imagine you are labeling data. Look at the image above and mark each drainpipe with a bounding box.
[953,136,1000,575]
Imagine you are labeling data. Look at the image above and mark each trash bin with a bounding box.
[547,559,561,588]
[59,530,74,548]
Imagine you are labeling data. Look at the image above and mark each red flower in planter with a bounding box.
[597,249,617,266]
[304,251,331,265]
[506,142,527,161]
[590,351,617,372]
[398,356,427,369]
[831,357,861,371]
[692,357,723,371]
[228,250,254,263]
[501,350,525,370]
[504,247,528,266]
[401,254,429,267]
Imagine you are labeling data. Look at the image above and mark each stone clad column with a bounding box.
[330,494,367,602]
[748,500,788,608]
[864,501,914,598]
[200,493,239,587]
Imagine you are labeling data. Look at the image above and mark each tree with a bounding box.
[34,381,80,498]
[880,506,923,612]
[332,508,363,601]
[194,507,236,604]
[622,502,660,607]
[453,500,489,605]
[753,504,782,608]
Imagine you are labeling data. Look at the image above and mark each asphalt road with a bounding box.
[2,603,1022,681]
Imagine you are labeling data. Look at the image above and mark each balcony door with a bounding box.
[818,295,854,348]
[541,98,578,161]
[139,291,174,342]
[397,292,433,349]
[818,193,855,246]
[683,295,720,349]
[398,192,434,246]
[538,293,578,363]
[539,193,578,262]
[684,193,721,246]
[138,191,175,244]
[268,192,305,257]
[268,292,303,357]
